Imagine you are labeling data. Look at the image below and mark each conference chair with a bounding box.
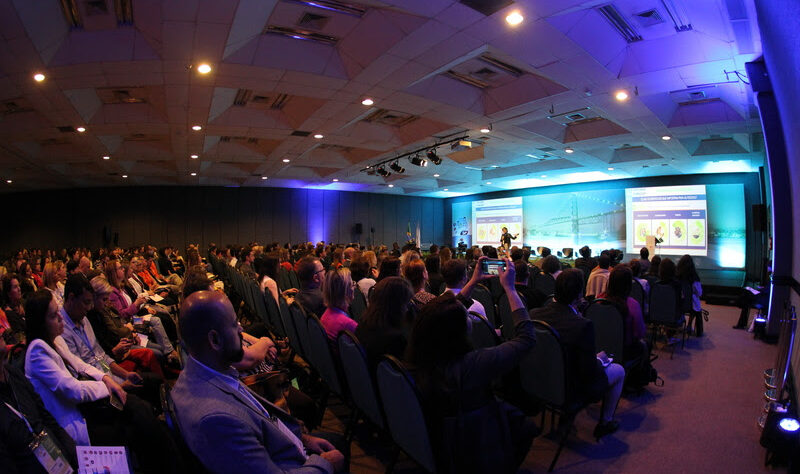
[288,301,311,361]
[497,291,527,341]
[471,283,498,328]
[468,311,501,349]
[519,321,584,472]
[485,276,504,304]
[534,272,556,297]
[277,266,292,291]
[278,297,302,357]
[288,269,301,290]
[264,292,287,338]
[348,287,367,323]
[306,313,348,422]
[159,384,208,473]
[377,355,437,473]
[584,299,625,363]
[630,279,646,320]
[649,282,686,358]
[337,331,386,451]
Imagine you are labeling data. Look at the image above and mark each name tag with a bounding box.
[31,431,73,474]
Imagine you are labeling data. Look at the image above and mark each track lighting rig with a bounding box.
[360,135,469,177]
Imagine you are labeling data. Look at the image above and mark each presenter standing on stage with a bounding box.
[500,226,518,255]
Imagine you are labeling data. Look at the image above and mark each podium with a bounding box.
[646,235,657,258]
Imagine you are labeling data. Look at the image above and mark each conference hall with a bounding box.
[1,0,799,472]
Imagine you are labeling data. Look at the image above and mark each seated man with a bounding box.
[530,268,625,440]
[172,290,344,473]
[585,254,611,299]
[294,256,326,317]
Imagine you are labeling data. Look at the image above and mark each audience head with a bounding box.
[554,268,584,305]
[362,251,378,270]
[541,255,561,275]
[640,247,650,260]
[648,255,662,275]
[183,266,214,298]
[629,259,642,278]
[296,256,325,290]
[676,254,699,282]
[89,276,113,312]
[510,248,524,262]
[597,254,611,270]
[255,254,279,281]
[605,265,632,301]
[66,259,80,275]
[439,247,452,265]
[429,244,439,255]
[403,259,428,292]
[179,291,243,367]
[579,246,592,259]
[24,289,60,346]
[43,261,64,288]
[424,255,441,276]
[406,292,471,369]
[63,273,93,321]
[78,257,92,274]
[349,256,370,282]
[514,261,529,284]
[522,247,531,262]
[1,274,22,307]
[442,259,467,289]
[103,259,123,288]
[323,267,353,312]
[377,256,401,282]
[343,246,356,261]
[362,277,414,331]
[540,247,552,258]
[658,257,676,281]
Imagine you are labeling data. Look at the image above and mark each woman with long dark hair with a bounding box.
[354,276,414,372]
[598,265,647,362]
[677,254,704,336]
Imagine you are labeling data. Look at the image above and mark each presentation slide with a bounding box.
[625,185,708,256]
[471,197,523,247]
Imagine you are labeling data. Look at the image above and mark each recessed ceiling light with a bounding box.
[261,176,268,180]
[282,158,290,163]
[480,127,491,133]
[102,156,110,160]
[190,172,197,176]
[196,63,212,74]
[491,165,499,168]
[564,147,574,153]
[433,173,440,177]
[76,127,86,133]
[486,181,492,185]
[6,180,12,184]
[33,73,45,82]
[332,178,339,182]
[190,154,198,159]
[662,135,672,141]
[608,167,615,170]
[540,175,547,178]
[314,134,324,139]
[388,184,394,188]
[191,125,202,131]
[361,98,374,106]
[506,11,524,26]
[614,90,629,101]
[122,175,128,178]
[443,188,449,191]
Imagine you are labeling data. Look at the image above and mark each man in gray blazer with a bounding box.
[172,290,344,473]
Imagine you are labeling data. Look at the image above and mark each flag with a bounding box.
[406,221,412,240]
[415,221,421,247]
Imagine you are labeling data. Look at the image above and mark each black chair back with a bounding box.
[337,331,384,430]
[630,278,645,317]
[534,272,556,297]
[468,311,500,349]
[349,287,367,323]
[288,302,310,358]
[585,299,625,359]
[650,283,682,325]
[519,320,566,406]
[306,314,345,396]
[470,283,497,328]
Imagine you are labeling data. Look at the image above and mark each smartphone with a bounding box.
[108,392,124,411]
[481,259,507,275]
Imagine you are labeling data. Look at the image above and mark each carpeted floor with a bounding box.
[321,304,779,473]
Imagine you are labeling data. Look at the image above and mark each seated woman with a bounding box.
[108,259,178,342]
[354,277,415,373]
[403,259,436,308]
[406,258,537,473]
[677,254,704,336]
[597,265,647,363]
[531,269,625,440]
[42,261,67,308]
[425,254,445,296]
[1,274,26,344]
[320,267,357,344]
[23,290,179,472]
[255,254,280,307]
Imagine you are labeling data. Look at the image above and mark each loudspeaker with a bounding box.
[353,223,363,234]
[753,204,767,232]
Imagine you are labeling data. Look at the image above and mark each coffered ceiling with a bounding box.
[0,0,764,196]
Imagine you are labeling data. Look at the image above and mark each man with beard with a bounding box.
[172,291,344,473]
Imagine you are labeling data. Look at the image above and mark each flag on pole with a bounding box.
[415,221,421,248]
[406,221,412,240]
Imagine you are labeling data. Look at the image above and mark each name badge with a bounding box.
[31,431,73,474]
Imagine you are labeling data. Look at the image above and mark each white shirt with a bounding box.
[25,337,109,445]
[357,278,376,301]
[445,287,487,319]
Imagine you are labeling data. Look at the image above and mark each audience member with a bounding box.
[530,269,625,440]
[1,274,26,344]
[295,256,326,317]
[442,259,486,320]
[514,261,547,310]
[597,265,647,363]
[376,256,401,282]
[541,255,562,280]
[425,254,445,296]
[320,268,356,342]
[256,254,280,306]
[354,277,415,373]
[574,246,597,274]
[349,255,375,301]
[585,254,611,298]
[638,247,651,273]
[644,255,662,287]
[172,291,345,473]
[404,259,436,308]
[677,255,704,336]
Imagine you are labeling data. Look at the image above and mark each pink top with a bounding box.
[109,287,140,319]
[320,307,357,341]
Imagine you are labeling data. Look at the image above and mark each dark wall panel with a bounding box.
[3,186,446,253]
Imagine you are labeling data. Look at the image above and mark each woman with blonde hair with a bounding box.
[320,267,356,343]
[43,261,67,307]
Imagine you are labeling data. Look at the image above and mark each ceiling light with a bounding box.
[541,175,547,178]
[608,167,615,170]
[190,172,197,176]
[389,161,405,173]
[565,147,574,153]
[433,173,440,177]
[491,165,499,168]
[426,149,442,165]
[122,175,128,178]
[196,63,212,74]
[506,11,524,26]
[6,180,12,184]
[662,135,672,141]
[76,127,86,133]
[388,184,394,188]
[261,176,268,180]
[409,155,427,167]
[480,127,491,133]
[314,134,324,139]
[614,90,629,101]
[282,158,291,163]
[332,178,339,182]
[361,98,374,106]
[486,181,492,185]
[190,154,198,159]
[33,73,45,82]
[102,156,110,160]
[191,125,202,131]
[443,188,448,191]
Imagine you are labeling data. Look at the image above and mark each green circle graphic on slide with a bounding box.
[689,220,704,245]
[672,220,686,240]
[636,222,649,241]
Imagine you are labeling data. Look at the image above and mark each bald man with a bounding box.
[171,291,344,473]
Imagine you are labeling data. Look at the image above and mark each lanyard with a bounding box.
[5,401,34,433]
[70,321,110,373]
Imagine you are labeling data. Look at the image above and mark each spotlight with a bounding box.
[190,172,197,176]
[443,188,449,191]
[615,90,629,101]
[410,154,427,167]
[191,125,202,131]
[33,73,45,82]
[377,167,391,177]
[282,158,291,163]
[361,98,374,106]
[608,167,615,171]
[480,126,491,133]
[662,135,672,141]
[261,176,268,180]
[190,154,198,159]
[389,161,405,173]
[6,180,12,184]
[76,127,86,133]
[426,149,442,165]
[506,11,524,26]
[102,156,110,160]
[314,134,324,139]
[122,175,128,178]
[433,173,440,177]
[332,178,339,182]
[388,184,394,188]
[196,63,212,74]
[565,147,574,153]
